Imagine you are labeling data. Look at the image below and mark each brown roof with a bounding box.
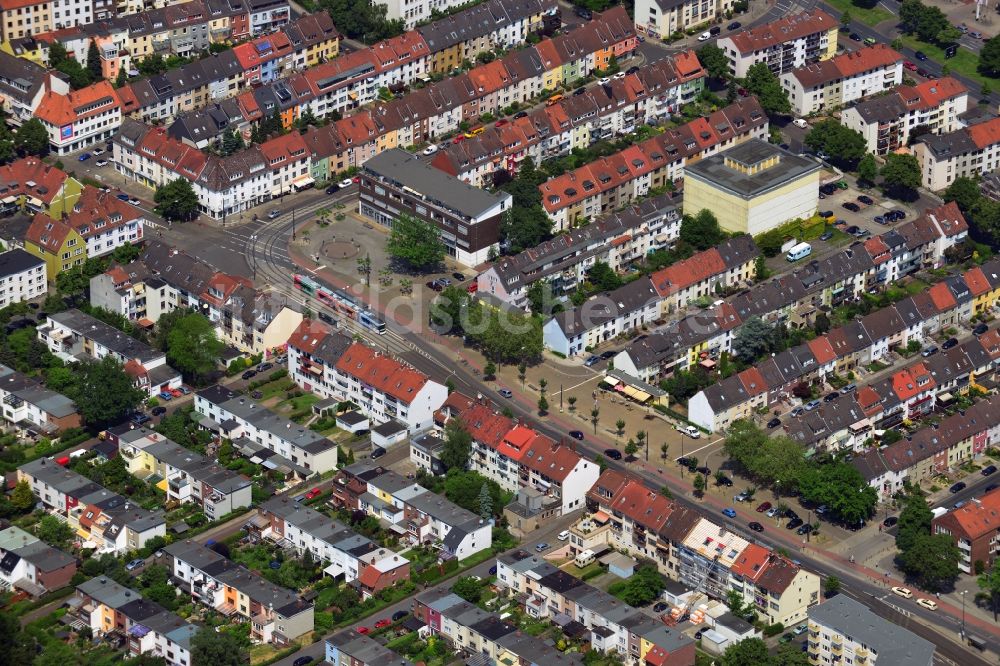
[791,44,902,88]
[726,9,836,55]
[934,486,1000,541]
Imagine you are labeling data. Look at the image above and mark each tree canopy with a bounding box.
[898,532,961,591]
[191,626,248,666]
[499,157,552,253]
[680,209,726,251]
[318,0,404,42]
[14,119,49,157]
[430,286,542,362]
[154,178,199,222]
[900,0,955,45]
[161,310,223,385]
[608,565,667,606]
[65,356,146,428]
[743,63,791,116]
[981,36,1000,77]
[723,420,810,491]
[798,462,877,525]
[697,44,729,80]
[879,153,922,197]
[896,490,933,552]
[804,120,867,163]
[979,559,1000,620]
[440,418,472,471]
[732,316,775,363]
[387,213,446,271]
[587,261,623,292]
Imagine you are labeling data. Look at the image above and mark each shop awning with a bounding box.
[631,390,651,403]
[602,377,620,388]
[293,175,315,186]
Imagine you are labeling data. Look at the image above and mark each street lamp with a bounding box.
[961,590,968,638]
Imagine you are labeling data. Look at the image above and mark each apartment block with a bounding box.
[914,116,1000,191]
[932,485,1000,574]
[163,539,313,645]
[0,248,45,306]
[807,596,934,665]
[841,77,968,155]
[37,309,182,397]
[194,385,339,475]
[782,44,904,116]
[718,10,838,78]
[117,427,252,520]
[636,0,734,39]
[18,457,166,554]
[35,80,121,154]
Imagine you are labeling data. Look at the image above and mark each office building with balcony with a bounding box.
[931,485,1000,574]
[37,309,182,396]
[782,45,904,116]
[841,77,968,155]
[194,385,339,475]
[118,428,252,520]
[0,363,80,435]
[359,148,512,266]
[718,10,838,78]
[163,539,313,645]
[807,595,935,665]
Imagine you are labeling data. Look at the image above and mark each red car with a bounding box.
[169,388,183,398]
[374,618,391,629]
[903,61,917,71]
[756,501,772,513]
[495,119,509,127]
[305,487,322,500]
[452,134,465,144]
[356,626,369,634]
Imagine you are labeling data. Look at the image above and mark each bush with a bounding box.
[763,623,785,637]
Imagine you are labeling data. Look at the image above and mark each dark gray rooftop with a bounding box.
[808,596,935,665]
[684,139,820,199]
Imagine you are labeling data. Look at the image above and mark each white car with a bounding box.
[766,507,781,518]
[916,598,937,611]
[339,178,354,188]
[558,530,570,541]
[891,586,913,599]
[422,144,439,156]
[792,118,808,129]
[95,160,108,167]
[698,31,711,41]
[613,71,626,79]
[92,148,105,156]
[676,425,701,439]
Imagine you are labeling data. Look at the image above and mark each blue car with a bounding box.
[116,193,130,202]
[722,508,737,518]
[158,391,173,401]
[78,153,91,161]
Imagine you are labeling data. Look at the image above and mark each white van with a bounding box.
[558,530,570,541]
[574,549,596,567]
[786,242,812,262]
[792,118,808,129]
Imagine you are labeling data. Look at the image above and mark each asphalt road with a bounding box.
[233,204,999,664]
[934,468,1000,511]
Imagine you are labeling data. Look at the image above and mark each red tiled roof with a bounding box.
[521,436,584,483]
[891,362,934,401]
[730,543,770,581]
[460,403,514,449]
[0,156,68,204]
[36,81,119,127]
[964,266,991,297]
[727,10,836,55]
[288,319,332,355]
[925,200,969,237]
[928,281,957,312]
[650,248,726,296]
[738,367,767,396]
[914,77,967,107]
[936,486,1000,540]
[334,342,429,404]
[969,117,1000,150]
[495,425,537,462]
[807,336,837,365]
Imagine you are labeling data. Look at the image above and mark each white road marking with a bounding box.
[565,375,603,391]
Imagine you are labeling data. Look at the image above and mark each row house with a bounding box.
[718,9,838,78]
[649,235,758,314]
[0,362,80,435]
[915,115,1000,191]
[582,470,820,627]
[75,577,197,666]
[476,196,681,310]
[781,44,904,116]
[0,49,69,125]
[0,525,76,594]
[163,539,313,645]
[25,186,145,279]
[89,240,303,356]
[496,550,696,665]
[614,201,970,391]
[841,77,968,155]
[256,496,410,597]
[37,309,182,396]
[333,461,492,561]
[18,456,166,554]
[853,393,1000,500]
[539,97,768,230]
[439,398,599,515]
[325,630,415,666]
[412,587,584,665]
[287,319,448,433]
[193,384,340,475]
[118,427,252,520]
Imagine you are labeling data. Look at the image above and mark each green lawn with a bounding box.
[256,376,295,399]
[823,0,893,27]
[896,35,996,90]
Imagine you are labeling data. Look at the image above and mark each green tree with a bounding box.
[10,480,34,512]
[693,473,706,496]
[453,576,483,603]
[978,559,1000,620]
[587,261,623,292]
[896,490,933,552]
[386,213,446,270]
[608,565,666,606]
[154,178,199,221]
[754,255,770,282]
[0,612,34,666]
[477,483,492,520]
[697,44,729,79]
[499,157,553,252]
[720,637,771,666]
[840,9,852,27]
[743,62,791,116]
[591,406,600,433]
[220,128,245,156]
[537,393,548,414]
[858,153,879,185]
[163,311,224,384]
[115,68,127,88]
[804,119,866,163]
[943,176,981,213]
[880,153,922,196]
[824,575,841,597]
[137,53,167,76]
[66,356,146,429]
[14,118,49,157]
[440,418,472,471]
[615,418,626,440]
[624,439,638,457]
[981,35,1000,77]
[190,626,248,666]
[898,532,961,591]
[37,514,73,549]
[732,316,774,363]
[798,462,876,525]
[87,41,103,82]
[679,209,725,250]
[526,279,560,316]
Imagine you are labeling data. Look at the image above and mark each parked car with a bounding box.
[915,51,928,61]
[849,32,862,41]
[792,118,808,129]
[805,399,821,411]
[790,406,804,417]
[903,60,917,71]
[78,153,92,161]
[983,465,998,476]
[151,406,167,416]
[340,178,354,188]
[766,507,782,518]
[987,484,1000,493]
[796,523,814,535]
[569,430,584,441]
[891,586,913,598]
[116,193,130,202]
[158,391,173,401]
[677,424,701,439]
[422,144,439,156]
[767,417,781,429]
[842,202,860,212]
[921,346,939,357]
[971,31,983,39]
[392,610,409,622]
[756,502,772,513]
[883,516,899,528]
[325,184,340,194]
[786,518,804,530]
[498,388,513,398]
[258,362,273,372]
[305,487,322,500]
[916,67,930,77]
[534,542,550,552]
[451,272,466,282]
[734,491,753,502]
[558,530,570,541]
[823,392,839,403]
[716,475,734,487]
[426,280,443,292]
[696,466,711,476]
[874,215,885,225]
[356,626,370,634]
[840,383,857,394]
[95,160,108,167]
[794,624,808,635]
[950,481,967,493]
[942,337,959,350]
[242,369,257,380]
[371,446,386,460]
[131,413,151,425]
[653,602,668,613]
[178,386,191,395]
[722,508,737,518]
[267,209,280,219]
[293,657,314,666]
[600,350,617,360]
[126,559,145,571]
[374,619,392,629]
[169,388,183,398]
[697,31,711,41]
[917,598,938,611]
[974,322,989,336]
[584,355,601,367]
[676,456,692,468]
[820,231,834,241]
[727,21,741,29]
[748,521,764,533]
[604,448,622,460]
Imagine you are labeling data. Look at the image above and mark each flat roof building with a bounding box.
[807,595,934,665]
